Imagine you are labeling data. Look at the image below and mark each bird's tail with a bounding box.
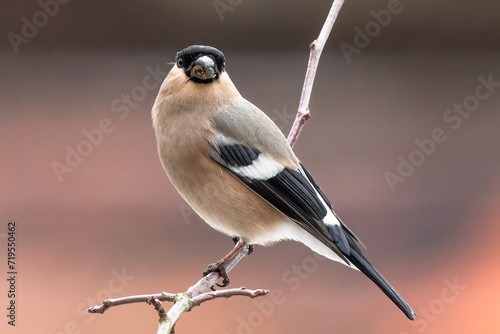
[330,225,417,320]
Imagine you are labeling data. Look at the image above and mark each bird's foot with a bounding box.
[203,238,254,289]
[203,261,231,288]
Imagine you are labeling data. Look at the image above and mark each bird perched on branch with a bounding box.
[152,45,416,320]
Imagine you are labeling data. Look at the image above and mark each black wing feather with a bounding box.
[300,162,365,247]
[208,140,349,263]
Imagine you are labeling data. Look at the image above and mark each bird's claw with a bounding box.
[203,239,254,289]
[203,261,230,288]
[247,244,254,255]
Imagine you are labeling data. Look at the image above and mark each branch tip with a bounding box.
[288,0,345,146]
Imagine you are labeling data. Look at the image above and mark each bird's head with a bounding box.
[175,45,226,84]
[152,45,240,124]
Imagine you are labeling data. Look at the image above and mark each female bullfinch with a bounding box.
[151,45,416,320]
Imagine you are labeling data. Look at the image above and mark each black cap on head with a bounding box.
[175,45,226,78]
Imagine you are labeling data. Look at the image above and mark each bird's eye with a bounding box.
[177,58,184,68]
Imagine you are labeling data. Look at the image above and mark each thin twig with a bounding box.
[191,287,269,307]
[287,0,346,147]
[87,292,177,314]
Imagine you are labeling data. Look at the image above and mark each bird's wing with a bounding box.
[209,101,351,264]
[209,101,417,321]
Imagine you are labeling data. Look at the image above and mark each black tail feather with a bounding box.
[332,225,417,320]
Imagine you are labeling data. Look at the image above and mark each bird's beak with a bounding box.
[191,56,217,80]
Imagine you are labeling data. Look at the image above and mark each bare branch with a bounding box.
[87,291,177,314]
[287,0,346,148]
[87,241,259,334]
[191,287,269,307]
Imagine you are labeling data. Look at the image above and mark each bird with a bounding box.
[151,45,416,320]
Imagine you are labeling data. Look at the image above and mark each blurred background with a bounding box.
[1,0,500,333]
